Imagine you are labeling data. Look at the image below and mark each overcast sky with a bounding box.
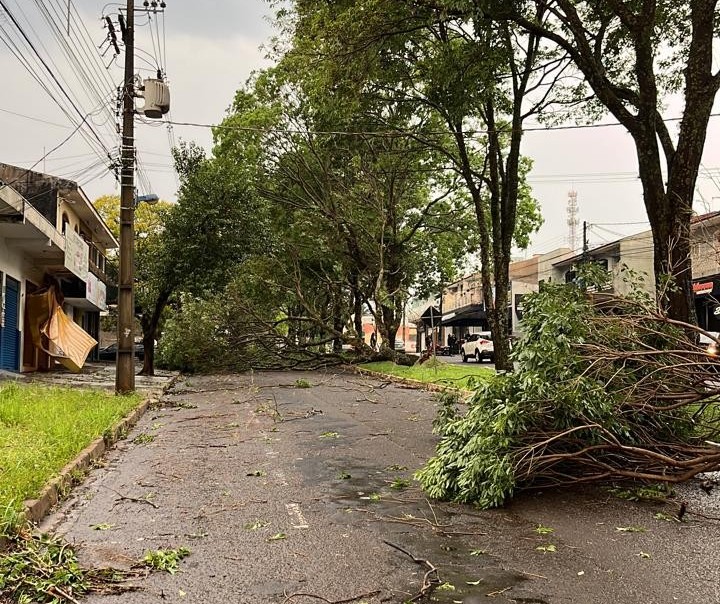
[2,1,720,257]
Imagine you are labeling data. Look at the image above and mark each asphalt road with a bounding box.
[434,352,494,368]
[43,370,720,603]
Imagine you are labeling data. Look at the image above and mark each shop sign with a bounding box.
[64,230,89,281]
[85,273,107,311]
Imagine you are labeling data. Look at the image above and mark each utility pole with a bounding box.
[116,0,135,393]
[582,220,589,262]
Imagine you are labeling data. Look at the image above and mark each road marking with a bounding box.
[286,502,309,529]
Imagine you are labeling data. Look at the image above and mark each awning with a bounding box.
[441,304,487,327]
[418,305,442,327]
[27,287,97,372]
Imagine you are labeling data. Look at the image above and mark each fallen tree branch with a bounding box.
[281,589,381,604]
[383,540,440,602]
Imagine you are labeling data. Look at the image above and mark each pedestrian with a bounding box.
[370,331,377,351]
[448,333,457,354]
[425,333,432,351]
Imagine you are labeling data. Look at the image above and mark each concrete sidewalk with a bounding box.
[24,362,178,396]
[40,370,720,604]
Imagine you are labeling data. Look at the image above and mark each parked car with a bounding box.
[394,339,406,353]
[460,331,494,363]
[98,342,144,361]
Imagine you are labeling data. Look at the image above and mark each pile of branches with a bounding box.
[156,295,414,373]
[0,530,140,603]
[418,283,720,508]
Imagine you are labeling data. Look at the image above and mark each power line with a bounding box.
[0,105,71,128]
[158,112,720,138]
[0,0,115,166]
[0,113,93,191]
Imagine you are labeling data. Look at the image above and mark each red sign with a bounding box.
[693,282,713,295]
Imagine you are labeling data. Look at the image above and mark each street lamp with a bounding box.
[136,193,159,206]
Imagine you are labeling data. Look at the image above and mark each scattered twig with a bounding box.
[173,413,234,423]
[383,540,440,602]
[520,571,548,580]
[48,586,81,604]
[105,487,159,510]
[282,589,381,604]
[686,509,720,522]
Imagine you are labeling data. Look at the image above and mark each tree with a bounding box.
[213,68,479,354]
[484,0,720,323]
[281,1,547,369]
[93,194,172,370]
[94,141,267,376]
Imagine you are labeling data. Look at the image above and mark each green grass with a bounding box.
[0,382,141,533]
[360,359,493,390]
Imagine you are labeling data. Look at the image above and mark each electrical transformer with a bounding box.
[142,79,170,118]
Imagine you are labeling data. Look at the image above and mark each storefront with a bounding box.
[694,279,720,332]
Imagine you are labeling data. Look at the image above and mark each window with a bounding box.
[61,213,69,234]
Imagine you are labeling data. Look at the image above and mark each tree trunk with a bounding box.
[139,289,172,376]
[501,0,720,324]
[352,273,364,342]
[139,318,157,377]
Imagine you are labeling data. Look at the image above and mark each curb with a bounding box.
[23,398,151,525]
[350,365,473,398]
[1,372,182,547]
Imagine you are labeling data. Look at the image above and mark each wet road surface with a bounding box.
[43,370,720,603]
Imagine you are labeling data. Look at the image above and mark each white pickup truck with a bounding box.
[460,331,494,363]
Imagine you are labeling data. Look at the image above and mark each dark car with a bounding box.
[98,342,144,361]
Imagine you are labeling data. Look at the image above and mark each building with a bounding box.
[691,211,720,332]
[547,231,655,297]
[548,213,720,332]
[0,163,117,372]
[508,248,574,335]
[438,248,575,342]
[428,212,720,347]
[440,273,487,343]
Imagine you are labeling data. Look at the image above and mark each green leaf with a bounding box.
[535,544,556,553]
[90,523,115,531]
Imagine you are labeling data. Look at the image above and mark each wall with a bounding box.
[615,230,655,296]
[692,216,720,280]
[510,280,538,336]
[0,237,36,369]
[57,197,81,234]
[444,273,483,311]
[537,248,574,284]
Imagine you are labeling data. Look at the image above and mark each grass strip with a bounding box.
[360,359,493,390]
[0,382,141,534]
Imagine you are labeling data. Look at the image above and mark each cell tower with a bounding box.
[567,189,579,251]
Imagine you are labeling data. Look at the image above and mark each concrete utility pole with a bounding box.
[116,0,135,393]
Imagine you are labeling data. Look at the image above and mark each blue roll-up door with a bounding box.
[0,277,21,371]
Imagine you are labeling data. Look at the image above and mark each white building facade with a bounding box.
[0,164,116,372]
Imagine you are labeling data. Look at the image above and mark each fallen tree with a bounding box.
[417,279,720,508]
[155,284,417,374]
